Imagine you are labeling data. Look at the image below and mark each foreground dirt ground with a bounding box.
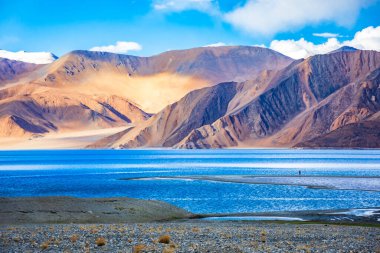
[1,222,379,253]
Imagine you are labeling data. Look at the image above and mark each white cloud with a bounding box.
[0,50,56,64]
[224,0,371,36]
[313,33,341,38]
[269,26,380,59]
[153,0,217,13]
[349,25,380,50]
[203,42,226,47]
[90,41,142,54]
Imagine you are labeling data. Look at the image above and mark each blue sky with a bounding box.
[0,0,379,59]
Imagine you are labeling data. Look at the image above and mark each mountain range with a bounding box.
[0,46,379,149]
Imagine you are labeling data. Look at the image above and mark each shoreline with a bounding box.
[1,196,380,226]
[0,196,193,225]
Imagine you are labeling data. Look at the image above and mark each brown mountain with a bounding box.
[0,46,291,144]
[96,50,380,149]
[0,58,41,86]
[36,47,292,113]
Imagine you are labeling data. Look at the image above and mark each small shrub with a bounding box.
[158,235,171,244]
[70,234,79,243]
[40,241,49,250]
[90,228,99,234]
[260,230,267,243]
[95,237,106,246]
[133,244,145,253]
[192,227,200,233]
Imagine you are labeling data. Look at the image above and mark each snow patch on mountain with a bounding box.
[0,50,57,64]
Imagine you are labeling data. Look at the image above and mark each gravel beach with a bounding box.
[1,197,380,252]
[1,222,379,252]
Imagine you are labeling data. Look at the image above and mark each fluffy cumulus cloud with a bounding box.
[153,0,217,13]
[0,50,56,64]
[269,26,380,59]
[224,0,371,36]
[90,41,142,54]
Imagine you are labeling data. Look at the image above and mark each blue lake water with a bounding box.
[1,149,380,214]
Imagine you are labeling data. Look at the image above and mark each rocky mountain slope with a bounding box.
[0,58,41,85]
[37,47,291,113]
[294,121,380,148]
[0,46,291,139]
[96,49,380,149]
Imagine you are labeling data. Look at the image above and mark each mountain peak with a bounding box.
[329,46,358,54]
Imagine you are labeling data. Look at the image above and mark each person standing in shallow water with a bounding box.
[298,170,301,176]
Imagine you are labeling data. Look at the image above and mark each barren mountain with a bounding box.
[0,46,291,145]
[98,49,380,149]
[36,47,292,113]
[0,58,41,86]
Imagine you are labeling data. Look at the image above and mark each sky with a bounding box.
[0,0,379,59]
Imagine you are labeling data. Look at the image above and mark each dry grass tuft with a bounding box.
[260,230,267,243]
[95,237,106,246]
[40,241,49,250]
[70,234,79,243]
[192,227,200,233]
[158,235,171,244]
[133,244,146,253]
[12,237,21,242]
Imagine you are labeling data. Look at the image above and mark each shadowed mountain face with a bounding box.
[0,46,291,138]
[99,50,380,149]
[294,121,380,148]
[0,58,41,85]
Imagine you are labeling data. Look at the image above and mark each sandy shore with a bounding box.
[0,197,192,224]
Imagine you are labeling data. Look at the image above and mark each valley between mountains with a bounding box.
[0,46,379,149]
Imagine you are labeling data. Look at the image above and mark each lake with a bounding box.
[1,149,380,214]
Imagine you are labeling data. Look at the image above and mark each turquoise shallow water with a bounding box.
[0,149,380,214]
